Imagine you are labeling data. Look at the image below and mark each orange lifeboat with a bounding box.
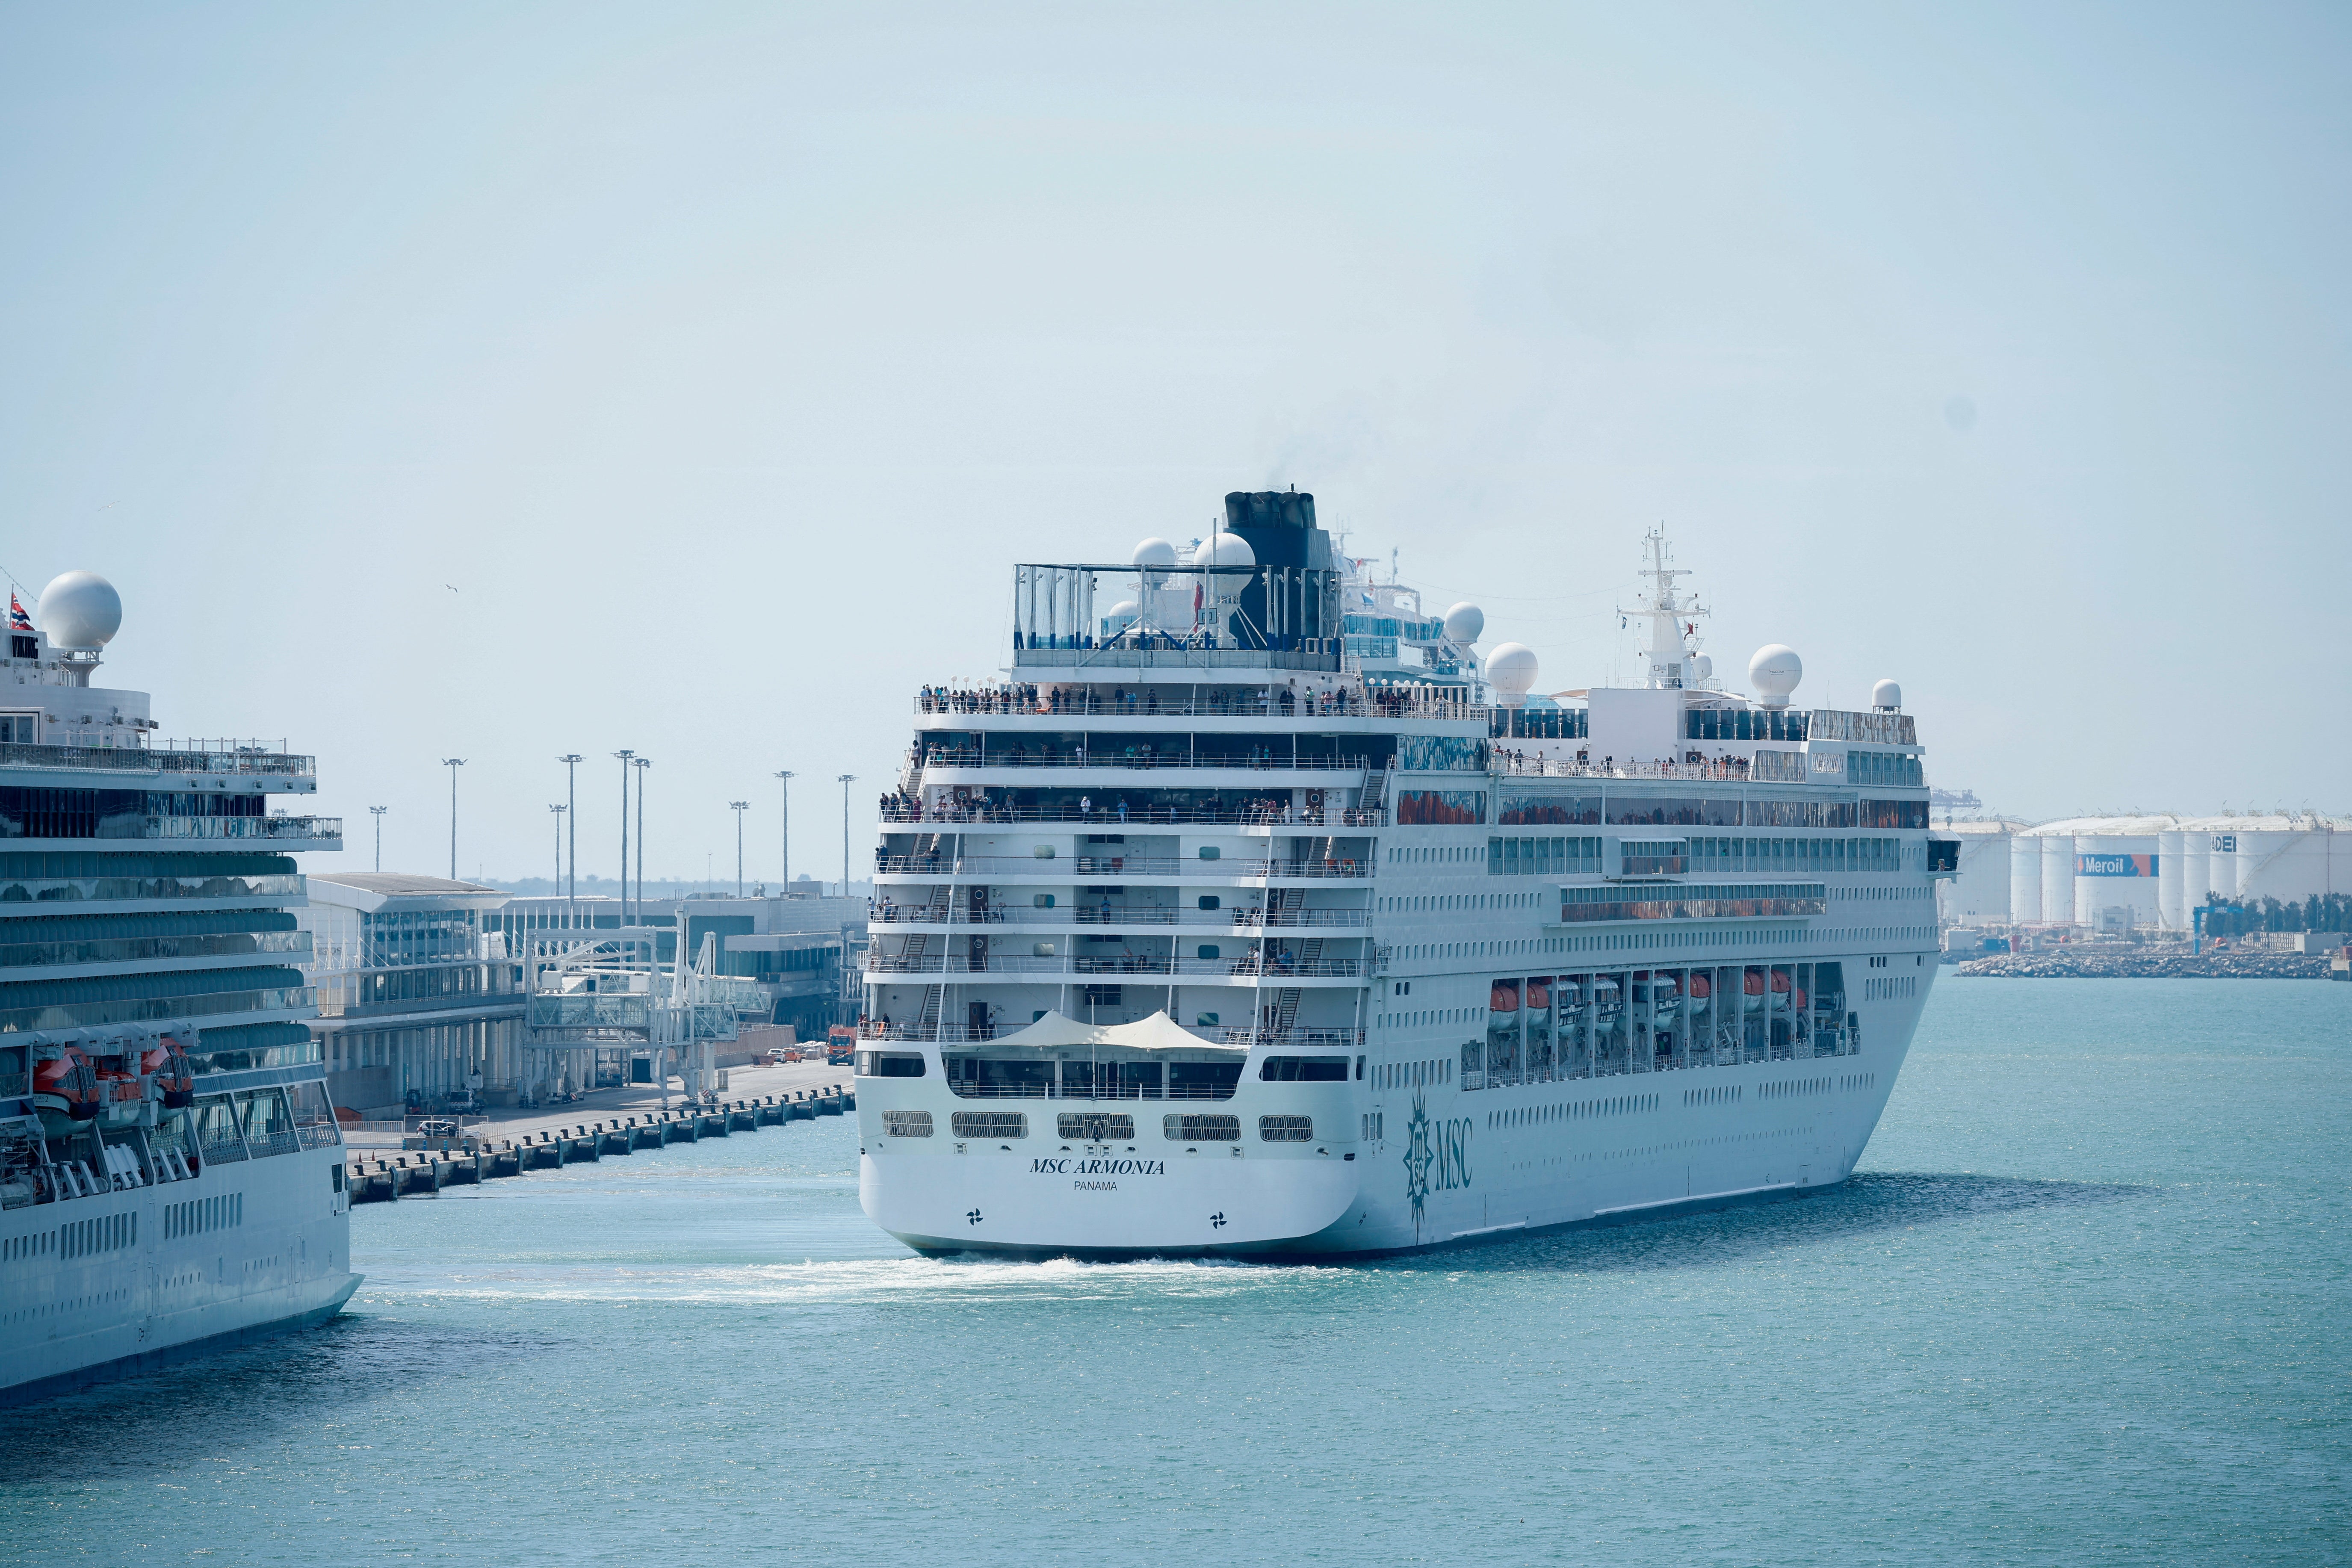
[1489,981,1521,1013]
[1524,978,1551,1010]
[33,1047,100,1122]
[1687,974,1712,998]
[1742,968,1767,1013]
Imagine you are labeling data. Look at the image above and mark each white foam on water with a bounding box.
[368,1252,1350,1309]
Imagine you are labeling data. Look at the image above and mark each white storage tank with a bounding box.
[2040,832,2076,927]
[2157,830,2185,930]
[2207,823,2240,900]
[1935,818,2023,926]
[2073,831,2163,927]
[2009,834,2043,924]
[2232,815,2351,908]
[2178,830,2211,923]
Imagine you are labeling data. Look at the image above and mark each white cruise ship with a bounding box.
[0,572,355,1405]
[855,493,1950,1257]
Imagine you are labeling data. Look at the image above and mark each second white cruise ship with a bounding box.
[855,493,1950,1256]
[1,571,355,1405]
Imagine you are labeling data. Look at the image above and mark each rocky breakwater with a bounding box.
[1958,946,2331,980]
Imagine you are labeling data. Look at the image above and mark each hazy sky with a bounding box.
[3,3,2346,882]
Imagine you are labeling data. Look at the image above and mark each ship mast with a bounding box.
[1618,525,1707,690]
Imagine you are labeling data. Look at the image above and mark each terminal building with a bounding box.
[300,873,525,1119]
[301,878,861,1115]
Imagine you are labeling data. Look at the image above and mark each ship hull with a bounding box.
[860,978,1924,1261]
[0,1144,358,1408]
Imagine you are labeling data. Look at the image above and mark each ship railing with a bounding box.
[1488,756,1767,781]
[866,907,1369,929]
[914,749,1373,773]
[878,804,1386,827]
[855,1020,1365,1049]
[0,741,316,776]
[0,986,314,1034]
[914,690,1491,722]
[875,854,1372,878]
[142,815,343,841]
[865,955,1363,978]
[1220,1027,1364,1048]
[943,1082,1241,1100]
[0,929,311,969]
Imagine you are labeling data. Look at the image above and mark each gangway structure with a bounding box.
[520,926,767,1105]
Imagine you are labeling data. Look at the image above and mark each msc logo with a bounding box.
[1402,1090,1474,1244]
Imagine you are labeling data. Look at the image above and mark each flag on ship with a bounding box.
[7,594,28,631]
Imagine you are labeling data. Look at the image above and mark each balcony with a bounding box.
[916,747,1374,774]
[883,803,1383,827]
[0,742,316,777]
[863,954,1363,980]
[147,815,342,842]
[869,906,1369,930]
[0,929,311,970]
[858,1020,1363,1048]
[875,854,1372,879]
[915,687,1487,722]
[0,985,313,1033]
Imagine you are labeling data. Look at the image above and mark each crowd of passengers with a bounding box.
[880,788,1350,826]
[1489,747,1757,779]
[916,738,1335,769]
[916,680,1465,718]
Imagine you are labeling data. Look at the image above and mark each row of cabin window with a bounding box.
[3,1210,139,1262]
[883,1110,1312,1143]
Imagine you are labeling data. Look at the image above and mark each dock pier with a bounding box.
[344,1085,855,1204]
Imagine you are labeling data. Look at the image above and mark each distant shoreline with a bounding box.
[1956,951,2334,980]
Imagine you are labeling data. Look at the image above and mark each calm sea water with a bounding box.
[6,976,2348,1565]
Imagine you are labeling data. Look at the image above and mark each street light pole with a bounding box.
[613,750,634,923]
[634,757,651,923]
[550,804,566,888]
[442,759,466,880]
[774,770,794,889]
[558,753,582,906]
[837,774,857,898]
[730,801,749,898]
[369,805,387,872]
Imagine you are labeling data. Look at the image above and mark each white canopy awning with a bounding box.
[987,1010,1241,1052]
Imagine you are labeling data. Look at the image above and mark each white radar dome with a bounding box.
[1484,642,1539,707]
[1692,652,1714,682]
[1747,644,1803,709]
[39,570,121,651]
[1132,537,1178,569]
[1191,533,1254,569]
[1105,599,1141,624]
[1872,679,1903,711]
[1443,602,1485,644]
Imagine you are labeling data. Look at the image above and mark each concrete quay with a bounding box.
[343,1061,857,1205]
